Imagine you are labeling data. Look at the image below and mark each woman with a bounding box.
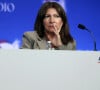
[21,2,76,50]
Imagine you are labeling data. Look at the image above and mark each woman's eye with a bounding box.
[44,15,60,18]
[54,15,60,17]
[44,15,50,18]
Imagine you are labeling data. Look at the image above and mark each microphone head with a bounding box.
[78,24,86,30]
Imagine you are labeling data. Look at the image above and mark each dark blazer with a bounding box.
[21,31,76,50]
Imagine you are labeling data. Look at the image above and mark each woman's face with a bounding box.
[43,8,63,33]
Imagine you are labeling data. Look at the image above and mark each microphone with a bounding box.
[78,24,97,51]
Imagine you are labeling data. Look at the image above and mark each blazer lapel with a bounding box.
[37,37,47,49]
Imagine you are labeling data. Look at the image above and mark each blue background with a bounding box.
[0,0,100,50]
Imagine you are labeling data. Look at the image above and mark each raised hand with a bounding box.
[47,23,63,47]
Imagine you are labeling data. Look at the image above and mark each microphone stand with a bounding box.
[85,28,97,51]
[78,24,97,51]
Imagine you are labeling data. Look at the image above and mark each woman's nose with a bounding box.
[49,16,55,23]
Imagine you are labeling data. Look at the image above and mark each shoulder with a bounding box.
[68,39,76,50]
[23,31,37,36]
[72,39,76,46]
[23,31,39,39]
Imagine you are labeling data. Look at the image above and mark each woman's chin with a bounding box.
[46,29,55,33]
[48,29,55,32]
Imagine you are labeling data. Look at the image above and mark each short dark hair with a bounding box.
[34,2,74,45]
